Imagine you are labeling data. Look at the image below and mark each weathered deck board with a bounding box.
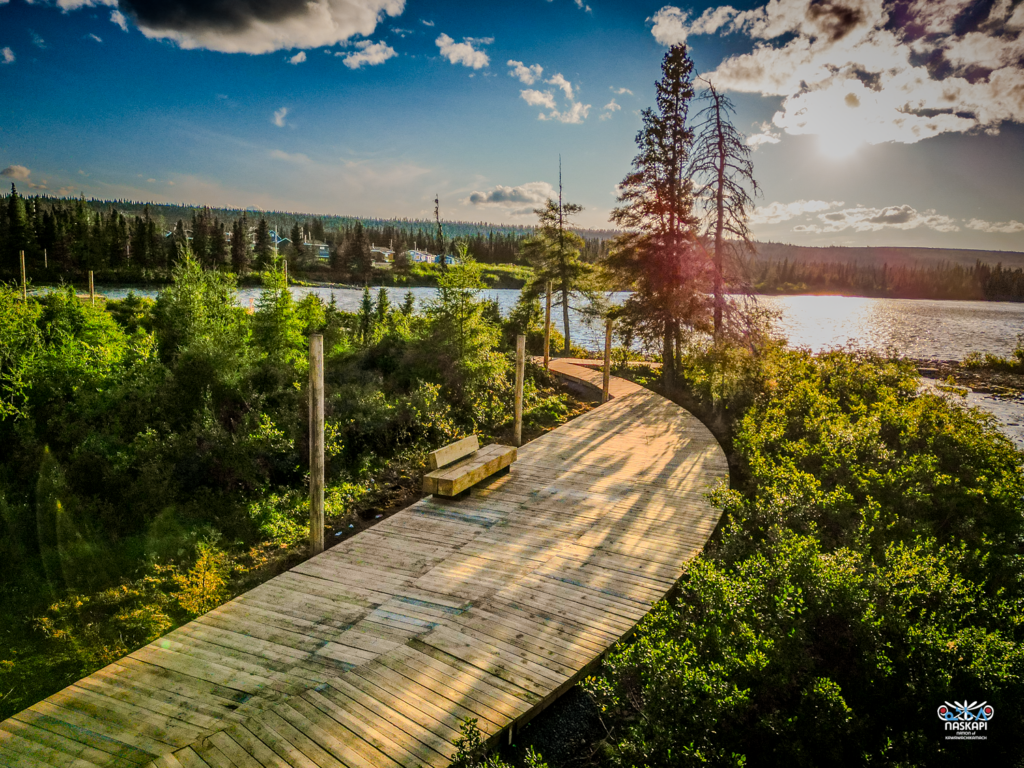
[1,360,728,768]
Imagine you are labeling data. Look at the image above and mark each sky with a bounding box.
[0,0,1022,251]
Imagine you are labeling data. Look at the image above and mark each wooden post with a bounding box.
[44,248,47,269]
[602,318,613,404]
[543,281,552,369]
[88,271,95,306]
[514,334,525,447]
[309,334,325,556]
[283,259,288,285]
[20,251,26,302]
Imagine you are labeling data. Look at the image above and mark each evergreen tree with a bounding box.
[209,221,228,267]
[345,222,372,283]
[521,168,601,355]
[230,214,251,274]
[254,217,272,270]
[401,291,416,316]
[5,184,29,272]
[357,285,375,344]
[605,44,706,387]
[375,287,391,327]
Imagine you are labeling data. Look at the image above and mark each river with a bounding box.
[93,286,1024,448]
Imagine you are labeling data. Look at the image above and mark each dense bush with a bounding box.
[0,253,575,719]
[588,348,1024,767]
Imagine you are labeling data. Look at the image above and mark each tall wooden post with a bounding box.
[309,334,325,556]
[20,251,26,302]
[543,281,552,369]
[514,334,525,447]
[602,318,613,404]
[283,259,288,285]
[44,248,48,269]
[88,271,95,306]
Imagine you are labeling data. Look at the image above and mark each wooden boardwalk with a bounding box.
[0,361,728,768]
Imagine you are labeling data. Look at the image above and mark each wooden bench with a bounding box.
[422,435,517,497]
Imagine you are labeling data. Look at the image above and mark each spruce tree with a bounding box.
[254,217,272,270]
[521,167,601,355]
[605,43,706,387]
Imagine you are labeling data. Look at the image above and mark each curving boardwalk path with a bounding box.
[0,361,727,768]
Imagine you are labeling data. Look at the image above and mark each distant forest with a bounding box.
[742,256,1024,301]
[0,189,610,280]
[2,188,1024,301]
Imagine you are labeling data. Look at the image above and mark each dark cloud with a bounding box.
[469,187,545,205]
[805,1,866,42]
[120,0,309,34]
[866,205,916,225]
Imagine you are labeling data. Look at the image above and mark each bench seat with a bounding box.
[423,443,517,496]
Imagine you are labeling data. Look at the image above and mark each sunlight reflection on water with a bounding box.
[759,295,1024,360]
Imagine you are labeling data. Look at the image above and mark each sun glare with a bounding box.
[817,128,863,159]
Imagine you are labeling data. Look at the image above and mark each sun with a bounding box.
[817,125,864,159]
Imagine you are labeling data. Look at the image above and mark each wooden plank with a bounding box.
[428,435,479,471]
[0,359,730,768]
[424,446,516,497]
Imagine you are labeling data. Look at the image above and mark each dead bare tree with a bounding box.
[688,77,760,339]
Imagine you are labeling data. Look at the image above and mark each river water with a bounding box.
[93,286,1024,448]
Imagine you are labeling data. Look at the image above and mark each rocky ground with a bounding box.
[909,358,1024,398]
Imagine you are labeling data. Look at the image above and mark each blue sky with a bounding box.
[1,0,1023,250]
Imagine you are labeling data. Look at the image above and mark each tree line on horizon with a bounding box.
[0,189,614,280]
[745,255,1024,301]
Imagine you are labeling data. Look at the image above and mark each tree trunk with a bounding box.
[562,285,571,355]
[713,90,727,339]
[663,316,675,389]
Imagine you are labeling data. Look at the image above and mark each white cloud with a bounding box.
[421,19,435,27]
[1,165,31,180]
[966,218,1024,234]
[508,59,543,85]
[436,33,489,69]
[654,0,1024,146]
[110,10,128,32]
[465,181,557,215]
[339,40,396,68]
[547,73,574,99]
[521,89,557,110]
[87,33,103,43]
[518,72,590,123]
[649,6,690,46]
[574,0,592,12]
[600,99,621,120]
[750,199,842,225]
[289,51,307,64]
[32,32,46,49]
[747,120,781,149]
[273,107,289,127]
[610,86,633,96]
[810,205,961,233]
[270,149,311,164]
[540,100,591,124]
[1,47,14,64]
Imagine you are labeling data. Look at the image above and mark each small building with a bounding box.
[401,249,457,265]
[304,240,330,260]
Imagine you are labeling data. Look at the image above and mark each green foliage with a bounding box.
[962,334,1024,373]
[450,718,550,768]
[422,247,508,413]
[591,347,1024,767]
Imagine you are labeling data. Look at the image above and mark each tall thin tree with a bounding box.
[521,161,601,355]
[689,77,760,339]
[605,44,705,387]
